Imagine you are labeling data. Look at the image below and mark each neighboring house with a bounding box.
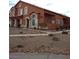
[9,0,70,30]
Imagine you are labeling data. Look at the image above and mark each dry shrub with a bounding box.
[16,45,24,48]
[9,47,18,52]
[62,31,68,34]
[34,27,36,29]
[19,31,23,34]
[52,37,60,41]
[48,34,54,36]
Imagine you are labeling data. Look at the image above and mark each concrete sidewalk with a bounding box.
[9,34,48,37]
[41,30,70,34]
[10,53,70,59]
[9,30,69,37]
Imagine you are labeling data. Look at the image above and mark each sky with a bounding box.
[9,0,70,16]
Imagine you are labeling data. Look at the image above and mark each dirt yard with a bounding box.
[9,29,70,55]
[9,28,46,34]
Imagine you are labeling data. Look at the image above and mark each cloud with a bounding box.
[46,3,53,6]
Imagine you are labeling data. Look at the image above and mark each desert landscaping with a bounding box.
[9,28,70,55]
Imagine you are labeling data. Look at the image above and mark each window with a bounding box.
[56,19,61,24]
[47,19,51,23]
[18,9,20,16]
[18,8,23,16]
[32,18,35,26]
[47,18,52,23]
[46,16,52,23]
[60,20,64,26]
[52,20,54,24]
[20,9,23,15]
[31,14,36,26]
[32,15,35,18]
[30,13,37,26]
[24,7,28,15]
[56,19,64,26]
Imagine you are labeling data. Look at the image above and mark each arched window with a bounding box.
[31,14,36,26]
[30,13,38,27]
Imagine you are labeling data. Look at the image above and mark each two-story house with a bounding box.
[9,0,70,30]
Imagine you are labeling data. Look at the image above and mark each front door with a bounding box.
[27,19,29,28]
[16,19,20,28]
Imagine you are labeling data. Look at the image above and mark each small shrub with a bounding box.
[52,37,60,41]
[34,27,36,29]
[56,28,59,31]
[48,34,54,36]
[16,45,24,48]
[40,45,45,48]
[26,50,30,52]
[19,31,23,34]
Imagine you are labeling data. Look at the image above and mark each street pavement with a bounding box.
[10,53,70,59]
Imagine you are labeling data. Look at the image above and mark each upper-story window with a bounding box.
[56,19,60,24]
[56,19,63,26]
[60,19,64,26]
[52,20,55,24]
[47,17,52,23]
[18,8,23,16]
[20,8,23,15]
[24,7,28,15]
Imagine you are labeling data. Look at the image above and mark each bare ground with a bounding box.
[9,32,70,55]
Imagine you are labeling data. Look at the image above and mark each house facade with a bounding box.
[9,1,70,30]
